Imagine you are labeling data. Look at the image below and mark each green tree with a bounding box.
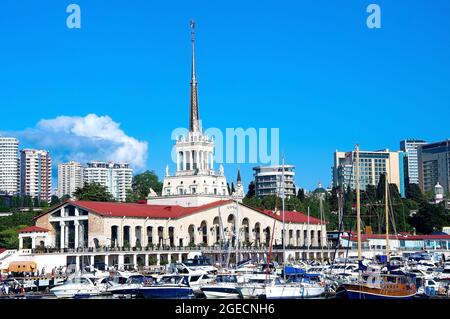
[296,188,305,202]
[408,202,449,234]
[125,188,139,203]
[245,181,256,198]
[130,170,163,200]
[50,195,61,206]
[73,182,115,202]
[242,196,261,208]
[406,183,424,203]
[33,196,40,208]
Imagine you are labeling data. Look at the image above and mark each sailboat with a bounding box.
[336,145,417,299]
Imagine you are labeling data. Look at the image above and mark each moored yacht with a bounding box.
[137,275,194,299]
[237,274,280,299]
[50,275,100,299]
[200,273,242,299]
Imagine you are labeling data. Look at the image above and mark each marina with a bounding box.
[2,251,450,299]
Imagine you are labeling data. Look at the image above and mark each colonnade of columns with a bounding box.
[108,223,327,249]
[176,150,214,172]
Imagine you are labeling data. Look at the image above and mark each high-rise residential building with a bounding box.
[418,139,450,194]
[400,139,427,185]
[333,148,406,197]
[0,137,20,195]
[57,161,84,198]
[253,165,296,198]
[20,149,52,202]
[83,161,132,202]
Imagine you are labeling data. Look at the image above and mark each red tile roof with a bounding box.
[0,248,6,254]
[68,200,235,219]
[18,226,49,233]
[33,199,323,224]
[241,203,325,225]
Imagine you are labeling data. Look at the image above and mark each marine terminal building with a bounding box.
[1,23,332,273]
[11,197,328,271]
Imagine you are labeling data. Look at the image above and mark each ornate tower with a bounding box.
[157,21,229,204]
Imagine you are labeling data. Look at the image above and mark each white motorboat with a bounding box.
[265,276,325,299]
[50,275,100,298]
[168,263,214,293]
[237,274,280,299]
[200,273,241,299]
[107,274,156,295]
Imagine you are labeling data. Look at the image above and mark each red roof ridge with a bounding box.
[18,226,49,233]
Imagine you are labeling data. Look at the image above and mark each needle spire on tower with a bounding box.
[189,20,200,132]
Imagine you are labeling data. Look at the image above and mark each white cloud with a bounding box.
[2,114,148,171]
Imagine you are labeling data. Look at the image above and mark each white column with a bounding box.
[119,225,124,247]
[90,255,95,266]
[130,227,136,248]
[189,151,193,170]
[74,220,79,249]
[203,151,207,171]
[75,256,80,271]
[60,221,65,248]
[145,254,149,267]
[118,254,125,270]
[182,152,187,171]
[152,227,158,246]
[19,236,24,250]
[75,207,79,216]
[65,225,69,248]
[210,152,214,169]
[133,254,138,269]
[178,253,182,263]
[104,255,109,269]
[156,254,161,266]
[195,150,199,170]
[167,253,172,264]
[31,236,36,249]
[176,152,180,172]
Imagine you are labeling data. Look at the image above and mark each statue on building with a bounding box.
[148,188,158,197]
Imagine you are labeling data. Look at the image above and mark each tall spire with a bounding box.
[189,20,200,132]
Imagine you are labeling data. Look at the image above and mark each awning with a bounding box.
[7,261,37,272]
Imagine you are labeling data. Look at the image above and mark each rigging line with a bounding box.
[266,180,281,279]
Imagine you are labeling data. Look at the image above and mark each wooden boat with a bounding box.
[336,145,417,299]
[336,274,417,299]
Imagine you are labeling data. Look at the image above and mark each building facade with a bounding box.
[418,139,450,194]
[20,149,52,202]
[333,148,405,197]
[253,165,296,198]
[400,139,427,185]
[57,161,84,198]
[83,161,132,202]
[0,137,19,195]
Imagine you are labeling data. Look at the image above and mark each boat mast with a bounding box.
[307,206,310,257]
[356,144,361,261]
[385,172,390,263]
[281,155,286,280]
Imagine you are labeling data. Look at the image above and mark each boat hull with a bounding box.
[138,286,194,299]
[201,286,242,299]
[336,285,416,300]
[51,287,100,299]
[265,285,325,299]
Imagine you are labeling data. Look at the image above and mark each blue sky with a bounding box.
[0,0,449,191]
